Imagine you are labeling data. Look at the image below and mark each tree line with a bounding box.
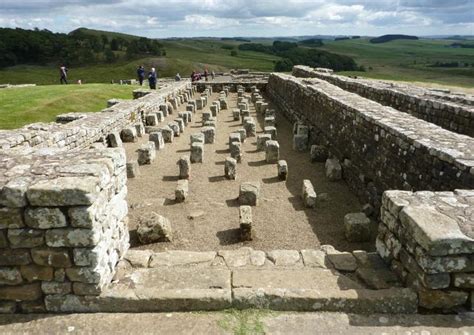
[238,41,360,72]
[0,28,165,68]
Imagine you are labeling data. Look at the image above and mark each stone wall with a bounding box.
[267,73,474,213]
[292,65,474,137]
[0,80,193,313]
[377,190,474,310]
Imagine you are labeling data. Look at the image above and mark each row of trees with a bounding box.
[238,41,359,72]
[0,28,165,68]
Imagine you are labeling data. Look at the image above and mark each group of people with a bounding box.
[191,68,215,82]
[136,65,158,89]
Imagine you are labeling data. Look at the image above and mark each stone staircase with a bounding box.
[44,248,418,313]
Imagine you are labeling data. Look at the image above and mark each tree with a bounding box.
[104,48,116,63]
[230,50,238,57]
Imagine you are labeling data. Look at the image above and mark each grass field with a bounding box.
[319,38,474,87]
[0,84,135,129]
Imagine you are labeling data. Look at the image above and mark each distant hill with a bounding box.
[370,34,418,44]
[69,27,142,42]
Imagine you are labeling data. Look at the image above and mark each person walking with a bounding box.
[59,65,68,84]
[148,67,158,90]
[137,65,145,86]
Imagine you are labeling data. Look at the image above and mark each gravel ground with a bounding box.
[124,91,370,252]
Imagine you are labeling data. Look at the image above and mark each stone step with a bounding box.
[68,267,416,314]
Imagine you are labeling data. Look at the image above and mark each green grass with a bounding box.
[217,309,272,335]
[319,38,474,87]
[0,84,135,129]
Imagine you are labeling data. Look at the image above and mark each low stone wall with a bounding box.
[194,74,268,93]
[0,148,128,313]
[292,66,474,137]
[267,73,474,213]
[377,190,474,310]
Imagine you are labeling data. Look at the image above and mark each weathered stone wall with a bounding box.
[377,190,474,310]
[0,80,193,313]
[0,148,128,313]
[195,74,268,93]
[267,73,474,213]
[292,66,474,137]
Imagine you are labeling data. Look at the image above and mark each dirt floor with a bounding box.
[124,91,371,252]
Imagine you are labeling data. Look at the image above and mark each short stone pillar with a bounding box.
[201,127,216,144]
[175,180,189,203]
[244,119,256,137]
[230,142,242,163]
[265,140,280,163]
[168,122,180,137]
[121,126,138,143]
[178,155,191,179]
[293,134,308,152]
[219,98,228,109]
[257,134,272,151]
[190,133,205,144]
[240,110,250,122]
[264,116,275,127]
[185,111,193,123]
[261,103,269,113]
[190,142,204,163]
[310,145,329,162]
[135,123,145,137]
[137,213,172,243]
[239,206,253,241]
[174,118,185,133]
[264,126,277,140]
[210,105,218,117]
[149,132,165,150]
[232,109,241,121]
[229,133,242,147]
[204,119,217,128]
[145,114,158,126]
[196,98,204,110]
[225,157,237,180]
[108,132,122,147]
[344,213,371,242]
[156,111,164,122]
[239,182,261,206]
[325,158,342,181]
[202,112,212,123]
[159,104,169,117]
[178,112,189,126]
[161,126,174,143]
[277,160,288,180]
[302,179,317,208]
[137,141,156,165]
[186,104,195,113]
[126,161,140,178]
[237,129,247,143]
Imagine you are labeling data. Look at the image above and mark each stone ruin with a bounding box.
[0,66,472,315]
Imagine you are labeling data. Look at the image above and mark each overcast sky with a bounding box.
[0,0,473,37]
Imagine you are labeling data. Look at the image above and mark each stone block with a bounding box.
[302,179,317,208]
[174,118,185,133]
[0,178,30,208]
[145,114,158,126]
[239,206,253,241]
[161,126,174,143]
[264,116,275,127]
[0,283,42,301]
[230,142,242,163]
[257,134,272,151]
[107,132,122,148]
[134,123,145,137]
[126,161,140,178]
[159,104,169,117]
[155,111,164,122]
[31,248,72,267]
[244,119,256,137]
[201,127,216,144]
[20,264,53,282]
[24,207,67,229]
[41,281,72,295]
[278,160,288,180]
[0,249,31,266]
[175,180,189,203]
[237,129,247,143]
[204,120,217,128]
[137,212,172,244]
[149,131,165,150]
[196,98,204,110]
[265,140,280,163]
[8,229,44,248]
[325,158,342,181]
[0,267,23,285]
[229,133,241,148]
[190,133,205,144]
[264,126,277,140]
[326,252,358,272]
[121,126,137,143]
[45,229,99,247]
[190,142,204,163]
[232,109,241,121]
[225,157,237,180]
[202,112,212,123]
[137,142,156,165]
[239,182,261,206]
[293,134,308,151]
[210,105,218,117]
[344,213,371,242]
[178,155,191,179]
[168,122,180,137]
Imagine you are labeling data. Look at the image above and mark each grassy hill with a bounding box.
[319,38,474,87]
[0,84,134,129]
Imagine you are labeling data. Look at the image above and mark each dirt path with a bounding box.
[124,91,368,252]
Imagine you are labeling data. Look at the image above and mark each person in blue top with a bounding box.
[148,67,157,90]
[137,65,145,86]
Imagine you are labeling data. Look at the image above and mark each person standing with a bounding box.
[204,68,209,81]
[211,70,215,80]
[175,73,181,81]
[148,67,158,90]
[137,65,145,86]
[59,65,68,84]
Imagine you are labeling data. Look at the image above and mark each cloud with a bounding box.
[0,0,472,37]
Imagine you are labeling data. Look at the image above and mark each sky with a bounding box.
[0,0,473,38]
